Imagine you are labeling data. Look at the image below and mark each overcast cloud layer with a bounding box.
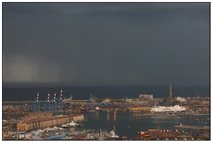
[3,3,210,86]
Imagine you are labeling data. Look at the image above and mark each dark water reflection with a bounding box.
[83,111,209,138]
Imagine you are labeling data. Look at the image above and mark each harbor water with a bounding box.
[83,111,209,138]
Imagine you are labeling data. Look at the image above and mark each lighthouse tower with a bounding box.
[169,83,173,98]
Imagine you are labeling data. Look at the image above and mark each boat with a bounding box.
[53,126,59,130]
[61,121,80,128]
[61,124,69,128]
[85,133,95,140]
[150,105,186,113]
[31,130,42,140]
[37,129,44,133]
[110,130,119,139]
[98,129,105,140]
[68,121,80,127]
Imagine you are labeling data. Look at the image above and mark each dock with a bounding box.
[174,124,209,131]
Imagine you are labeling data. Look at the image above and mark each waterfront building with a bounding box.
[17,112,84,131]
[139,94,154,100]
[176,97,187,102]
[102,98,111,103]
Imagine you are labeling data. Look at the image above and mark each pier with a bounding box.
[174,124,209,131]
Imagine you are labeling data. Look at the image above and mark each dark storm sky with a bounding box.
[3,3,210,86]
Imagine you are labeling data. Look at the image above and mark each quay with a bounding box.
[3,100,88,105]
[2,99,123,105]
[174,124,209,131]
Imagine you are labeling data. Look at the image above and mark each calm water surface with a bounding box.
[82,111,209,138]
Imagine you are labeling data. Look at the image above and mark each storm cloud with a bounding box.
[3,3,210,86]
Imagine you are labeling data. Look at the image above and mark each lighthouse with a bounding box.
[169,83,173,98]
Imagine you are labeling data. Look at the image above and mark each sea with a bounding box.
[2,86,210,101]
